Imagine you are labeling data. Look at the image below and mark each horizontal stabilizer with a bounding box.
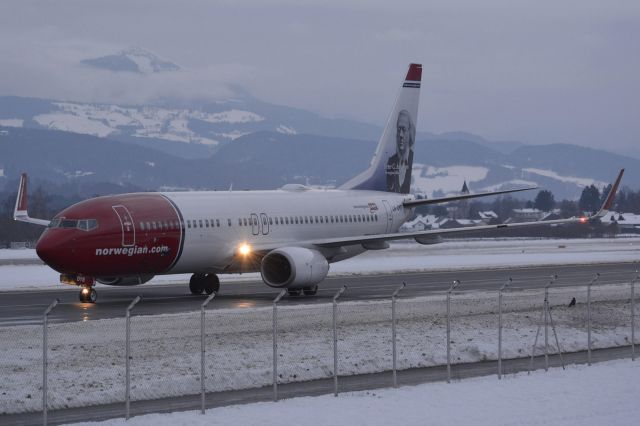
[403,186,537,208]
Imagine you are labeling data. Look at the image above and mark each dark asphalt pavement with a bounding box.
[1,261,638,326]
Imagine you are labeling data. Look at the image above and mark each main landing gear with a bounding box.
[287,285,318,297]
[189,273,220,295]
[79,286,97,303]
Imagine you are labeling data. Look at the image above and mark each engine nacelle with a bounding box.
[260,247,329,289]
[96,275,154,286]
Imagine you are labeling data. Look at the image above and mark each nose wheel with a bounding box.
[79,287,97,303]
[190,273,220,295]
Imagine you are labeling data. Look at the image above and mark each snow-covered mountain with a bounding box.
[1,95,638,200]
[0,94,381,157]
[80,47,181,74]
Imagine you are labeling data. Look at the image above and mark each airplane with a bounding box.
[14,63,624,303]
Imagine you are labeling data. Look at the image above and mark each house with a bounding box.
[606,212,640,233]
[506,208,544,223]
[400,214,439,232]
[476,210,500,225]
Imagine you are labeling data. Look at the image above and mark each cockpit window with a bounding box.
[48,218,98,231]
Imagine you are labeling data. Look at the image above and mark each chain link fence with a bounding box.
[0,272,637,422]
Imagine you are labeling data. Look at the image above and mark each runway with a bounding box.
[1,261,637,326]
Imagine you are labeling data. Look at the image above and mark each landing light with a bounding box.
[81,288,89,295]
[238,243,252,256]
[579,217,588,224]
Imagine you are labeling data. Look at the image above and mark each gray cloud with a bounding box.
[0,0,639,154]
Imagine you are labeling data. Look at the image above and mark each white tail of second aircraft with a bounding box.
[341,63,422,194]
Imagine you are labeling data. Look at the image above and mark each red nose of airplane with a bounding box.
[36,230,73,273]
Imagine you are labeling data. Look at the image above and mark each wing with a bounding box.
[311,169,624,249]
[403,186,537,208]
[13,173,51,227]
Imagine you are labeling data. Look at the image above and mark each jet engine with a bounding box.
[260,247,329,289]
[96,275,155,286]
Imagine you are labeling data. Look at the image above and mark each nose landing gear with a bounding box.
[60,274,97,303]
[79,286,97,303]
[189,273,220,295]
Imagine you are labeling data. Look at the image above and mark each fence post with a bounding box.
[125,296,141,420]
[587,273,599,366]
[42,299,59,426]
[392,282,406,388]
[272,289,286,402]
[498,278,512,380]
[544,275,557,372]
[632,271,638,361]
[333,286,347,396]
[200,293,216,414]
[447,280,460,383]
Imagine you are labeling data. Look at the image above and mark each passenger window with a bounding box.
[304,216,308,224]
[269,217,273,225]
[140,222,145,231]
[216,219,220,227]
[228,219,232,227]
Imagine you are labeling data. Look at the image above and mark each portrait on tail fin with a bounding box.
[385,109,415,193]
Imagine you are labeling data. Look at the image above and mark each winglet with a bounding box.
[14,173,28,218]
[13,173,50,227]
[592,168,624,219]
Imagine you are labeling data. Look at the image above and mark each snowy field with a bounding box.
[1,282,636,414]
[77,359,640,426]
[1,237,639,291]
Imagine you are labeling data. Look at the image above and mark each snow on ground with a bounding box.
[479,179,538,192]
[411,164,489,196]
[1,282,635,414]
[34,113,115,138]
[522,168,606,188]
[77,359,640,426]
[1,238,638,292]
[0,119,24,127]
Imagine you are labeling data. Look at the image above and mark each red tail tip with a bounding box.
[405,64,422,82]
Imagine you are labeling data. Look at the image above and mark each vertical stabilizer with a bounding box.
[341,63,422,194]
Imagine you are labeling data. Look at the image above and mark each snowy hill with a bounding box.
[80,47,181,74]
[0,95,381,158]
[0,91,638,199]
[2,127,638,200]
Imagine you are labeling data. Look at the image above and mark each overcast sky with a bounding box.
[1,0,639,155]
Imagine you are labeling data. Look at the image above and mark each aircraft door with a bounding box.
[112,205,136,247]
[251,213,260,236]
[260,213,270,235]
[381,200,394,233]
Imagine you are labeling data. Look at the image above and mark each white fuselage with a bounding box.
[164,187,412,275]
